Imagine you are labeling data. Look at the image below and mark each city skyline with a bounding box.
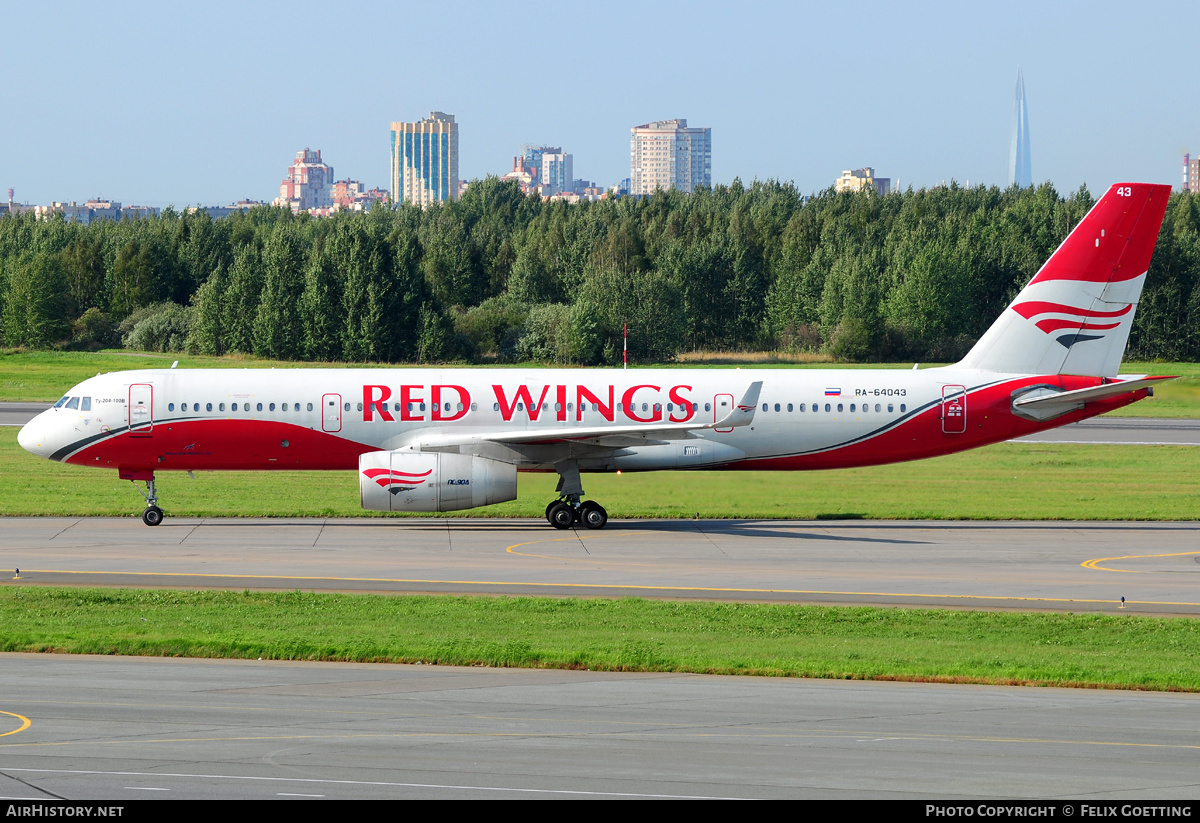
[3,1,1197,207]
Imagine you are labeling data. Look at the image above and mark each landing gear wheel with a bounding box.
[545,500,557,524]
[142,506,164,527]
[579,501,608,530]
[548,502,575,530]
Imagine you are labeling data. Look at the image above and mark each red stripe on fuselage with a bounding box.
[721,375,1148,471]
[63,419,376,472]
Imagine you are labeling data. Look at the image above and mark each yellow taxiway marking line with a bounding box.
[0,710,31,738]
[505,530,657,563]
[1082,551,1200,573]
[9,567,1200,607]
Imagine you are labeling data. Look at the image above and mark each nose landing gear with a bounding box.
[123,470,164,526]
[544,461,608,530]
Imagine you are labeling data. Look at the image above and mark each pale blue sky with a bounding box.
[2,0,1194,207]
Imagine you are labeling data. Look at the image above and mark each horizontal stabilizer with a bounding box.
[1012,376,1174,420]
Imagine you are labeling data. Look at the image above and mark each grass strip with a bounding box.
[1,587,1197,691]
[5,429,1200,520]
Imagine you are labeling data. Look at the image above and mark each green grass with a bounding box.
[2,350,1197,417]
[3,428,1199,520]
[1,588,1196,691]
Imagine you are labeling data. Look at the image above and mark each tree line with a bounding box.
[2,178,1199,364]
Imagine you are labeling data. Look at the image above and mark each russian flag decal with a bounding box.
[825,388,841,396]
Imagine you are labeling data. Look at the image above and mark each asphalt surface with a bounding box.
[1,654,1198,800]
[2,517,1198,615]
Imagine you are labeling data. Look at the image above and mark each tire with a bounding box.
[545,501,557,524]
[548,502,575,530]
[581,502,608,530]
[142,506,164,527]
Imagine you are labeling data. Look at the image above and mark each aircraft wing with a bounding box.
[410,381,762,450]
[1012,375,1174,420]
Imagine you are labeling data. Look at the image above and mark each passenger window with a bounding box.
[875,404,880,412]
[470,403,477,411]
[799,403,805,412]
[220,403,226,411]
[653,403,661,412]
[850,403,856,412]
[762,403,768,412]
[257,403,263,412]
[344,403,350,411]
[786,403,792,412]
[356,403,363,412]
[66,397,80,410]
[493,403,499,411]
[888,404,894,413]
[81,397,91,411]
[419,403,425,411]
[704,403,710,412]
[837,403,843,412]
[774,403,781,412]
[206,403,213,412]
[269,403,275,411]
[457,403,464,411]
[900,404,907,413]
[554,403,562,412]
[307,403,313,411]
[824,403,831,412]
[168,403,175,411]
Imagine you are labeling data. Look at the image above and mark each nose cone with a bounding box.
[17,412,54,459]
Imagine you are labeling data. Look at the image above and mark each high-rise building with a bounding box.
[1184,154,1200,193]
[517,145,575,195]
[540,149,573,195]
[835,168,889,195]
[629,119,711,195]
[390,112,460,206]
[276,148,334,212]
[1008,69,1032,188]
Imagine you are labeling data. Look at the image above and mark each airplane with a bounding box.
[18,182,1173,529]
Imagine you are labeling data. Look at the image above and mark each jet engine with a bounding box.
[359,451,518,512]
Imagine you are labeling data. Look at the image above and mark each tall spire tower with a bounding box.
[1008,69,1032,188]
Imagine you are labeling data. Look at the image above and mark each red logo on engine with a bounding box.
[361,468,432,493]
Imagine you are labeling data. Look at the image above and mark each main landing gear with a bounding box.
[544,461,608,530]
[131,476,164,526]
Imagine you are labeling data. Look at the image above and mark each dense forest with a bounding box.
[2,178,1199,364]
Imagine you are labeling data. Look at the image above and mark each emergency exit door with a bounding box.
[322,393,342,433]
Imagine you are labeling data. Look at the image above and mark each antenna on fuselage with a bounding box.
[171,361,178,369]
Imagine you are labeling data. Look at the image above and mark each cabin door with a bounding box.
[941,385,967,434]
[128,384,153,436]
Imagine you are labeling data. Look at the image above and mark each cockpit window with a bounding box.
[65,397,80,410]
[81,397,91,411]
[54,396,69,408]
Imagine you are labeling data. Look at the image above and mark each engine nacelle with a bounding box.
[359,451,518,512]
